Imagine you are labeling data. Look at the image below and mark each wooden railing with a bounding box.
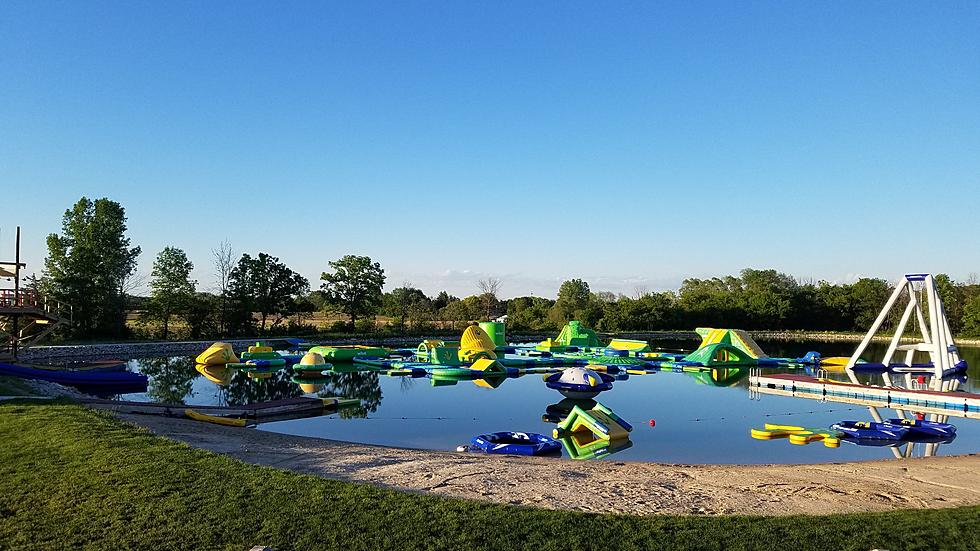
[0,289,72,323]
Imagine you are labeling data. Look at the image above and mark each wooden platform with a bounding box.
[82,396,359,423]
[749,373,980,419]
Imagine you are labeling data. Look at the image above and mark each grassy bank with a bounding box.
[1,403,978,550]
[0,375,36,396]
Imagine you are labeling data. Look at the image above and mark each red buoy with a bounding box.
[916,375,927,384]
[648,419,656,427]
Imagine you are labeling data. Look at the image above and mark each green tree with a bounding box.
[507,296,555,331]
[553,279,591,321]
[432,291,457,310]
[144,247,196,339]
[42,197,141,338]
[961,294,980,337]
[441,299,471,331]
[383,286,430,330]
[849,278,891,331]
[320,255,386,327]
[229,253,309,332]
[934,274,963,334]
[740,269,798,329]
[384,286,434,332]
[182,292,219,339]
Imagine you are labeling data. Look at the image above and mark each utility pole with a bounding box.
[12,226,20,358]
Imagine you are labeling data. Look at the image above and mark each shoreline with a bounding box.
[18,330,980,360]
[119,412,980,517]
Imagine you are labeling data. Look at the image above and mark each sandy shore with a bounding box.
[119,413,980,516]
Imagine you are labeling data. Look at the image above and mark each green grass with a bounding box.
[0,375,36,396]
[1,403,978,551]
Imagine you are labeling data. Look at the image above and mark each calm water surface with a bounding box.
[120,339,980,464]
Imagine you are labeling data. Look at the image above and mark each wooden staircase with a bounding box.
[0,289,72,359]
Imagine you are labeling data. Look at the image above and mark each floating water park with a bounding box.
[4,257,980,537]
[4,270,979,466]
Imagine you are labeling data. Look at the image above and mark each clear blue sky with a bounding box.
[2,2,978,298]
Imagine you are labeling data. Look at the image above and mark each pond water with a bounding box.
[119,339,980,464]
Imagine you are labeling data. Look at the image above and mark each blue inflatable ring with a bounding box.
[470,431,562,456]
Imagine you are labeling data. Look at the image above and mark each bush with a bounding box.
[355,318,377,334]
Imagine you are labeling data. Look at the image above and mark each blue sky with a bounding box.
[2,2,978,298]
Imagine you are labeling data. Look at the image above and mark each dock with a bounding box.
[83,396,359,423]
[749,372,980,419]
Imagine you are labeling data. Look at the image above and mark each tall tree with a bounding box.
[145,247,196,339]
[211,239,235,335]
[320,255,386,327]
[42,197,141,337]
[383,285,430,330]
[228,253,309,332]
[553,278,591,321]
[477,277,501,321]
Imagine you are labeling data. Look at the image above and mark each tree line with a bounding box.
[39,197,980,340]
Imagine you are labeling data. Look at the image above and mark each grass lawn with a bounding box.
[1,403,978,551]
[0,375,36,396]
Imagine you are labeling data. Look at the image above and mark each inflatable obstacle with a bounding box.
[478,321,507,349]
[538,321,603,352]
[750,423,841,448]
[682,343,757,367]
[469,432,561,456]
[694,328,768,359]
[308,345,388,361]
[831,421,907,441]
[559,432,633,460]
[185,408,247,427]
[606,339,651,353]
[290,352,333,391]
[545,368,615,399]
[291,352,329,371]
[416,339,462,365]
[459,324,498,362]
[681,328,768,367]
[196,342,239,366]
[553,402,632,442]
[468,357,508,375]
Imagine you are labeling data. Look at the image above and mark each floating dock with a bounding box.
[83,396,359,423]
[749,373,980,419]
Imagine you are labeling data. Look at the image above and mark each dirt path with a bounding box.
[119,413,980,516]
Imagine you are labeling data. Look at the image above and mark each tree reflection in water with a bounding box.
[138,356,198,404]
[224,370,303,406]
[315,371,382,419]
[219,369,383,419]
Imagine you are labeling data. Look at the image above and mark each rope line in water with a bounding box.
[685,407,859,422]
[311,407,865,424]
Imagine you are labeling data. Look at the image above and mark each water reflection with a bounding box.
[225,370,303,406]
[310,371,382,419]
[139,356,198,404]
[119,339,978,463]
[686,367,748,387]
[560,432,634,460]
[195,364,233,386]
